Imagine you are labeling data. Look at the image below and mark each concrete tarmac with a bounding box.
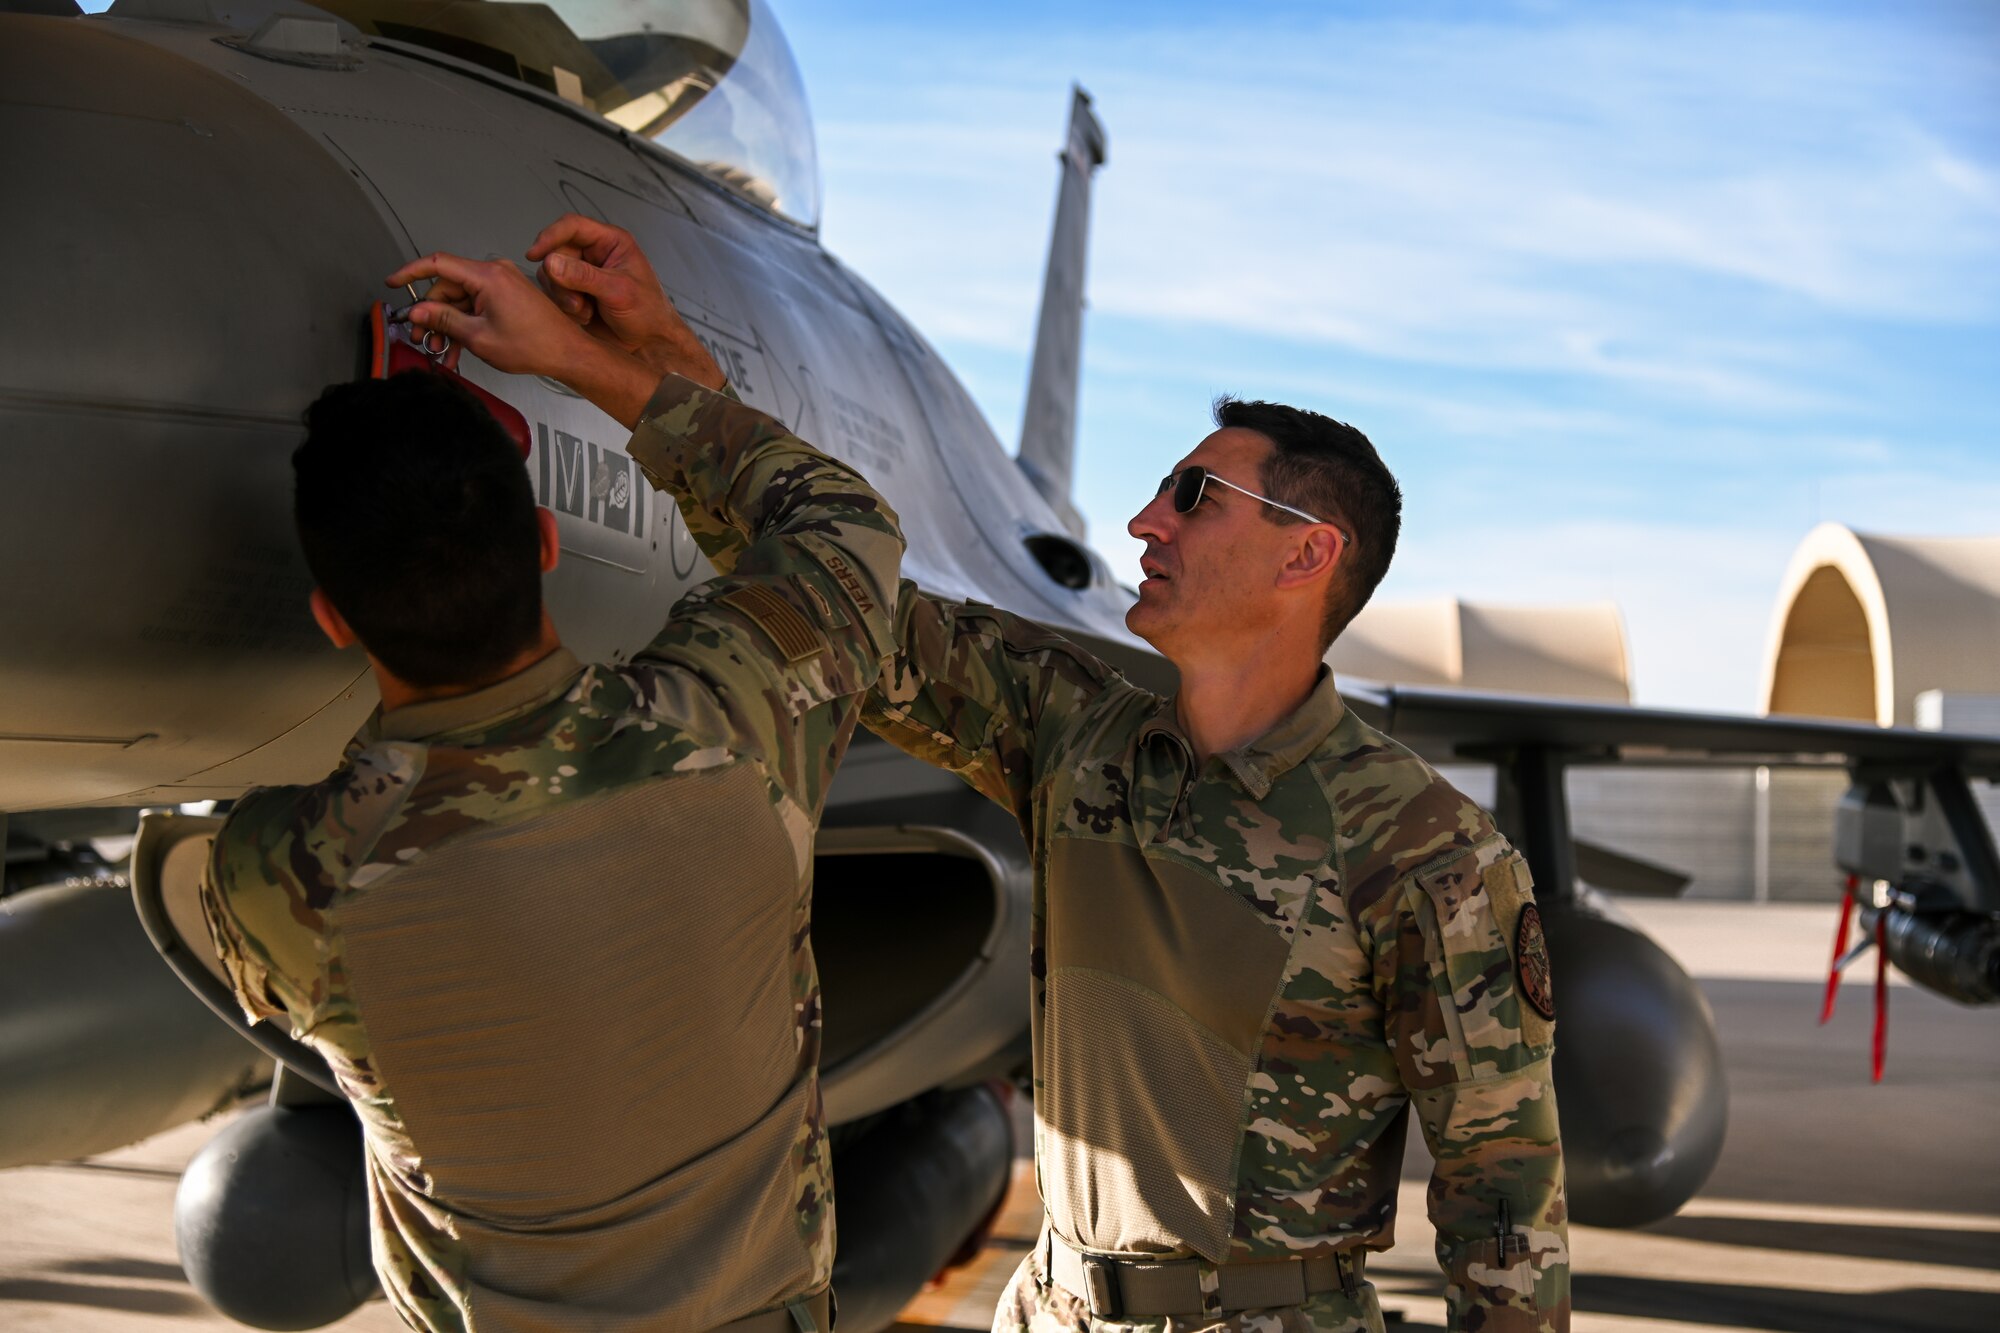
[3,901,1996,1331]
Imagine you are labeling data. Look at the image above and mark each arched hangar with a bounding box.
[1329,597,1631,703]
[1762,523,2000,727]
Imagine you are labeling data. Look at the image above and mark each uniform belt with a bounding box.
[713,1284,833,1333]
[1045,1230,1361,1319]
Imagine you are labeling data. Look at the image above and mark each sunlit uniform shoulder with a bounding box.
[201,376,905,1333]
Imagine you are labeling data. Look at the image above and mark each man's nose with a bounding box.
[1128,490,1174,544]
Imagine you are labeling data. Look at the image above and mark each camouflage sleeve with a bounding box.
[860,587,1120,822]
[621,375,904,810]
[627,374,902,594]
[197,789,340,1039]
[1368,835,1570,1331]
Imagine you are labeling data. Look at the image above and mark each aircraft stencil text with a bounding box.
[535,423,646,540]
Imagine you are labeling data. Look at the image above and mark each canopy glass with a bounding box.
[305,0,820,226]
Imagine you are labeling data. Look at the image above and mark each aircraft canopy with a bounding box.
[306,0,821,227]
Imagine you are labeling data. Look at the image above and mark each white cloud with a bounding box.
[817,5,2000,408]
[800,3,2000,714]
[1816,468,2000,537]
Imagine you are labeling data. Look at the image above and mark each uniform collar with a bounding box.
[376,647,584,743]
[1137,696,1194,756]
[1140,667,1346,799]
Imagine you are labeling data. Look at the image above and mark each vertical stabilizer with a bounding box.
[1017,86,1106,538]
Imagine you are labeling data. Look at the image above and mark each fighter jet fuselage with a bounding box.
[1,4,1138,817]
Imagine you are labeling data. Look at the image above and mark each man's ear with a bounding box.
[1276,525,1345,593]
[536,507,561,573]
[308,587,359,650]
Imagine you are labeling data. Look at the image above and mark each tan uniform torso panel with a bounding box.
[1037,835,1295,1258]
[334,763,818,1329]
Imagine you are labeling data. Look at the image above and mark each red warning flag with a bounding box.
[1873,914,1890,1084]
[1820,876,1857,1025]
[365,300,531,458]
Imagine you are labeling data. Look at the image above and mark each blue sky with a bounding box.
[782,0,2000,711]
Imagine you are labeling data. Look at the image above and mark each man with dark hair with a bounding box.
[199,251,904,1331]
[523,214,1569,1333]
[293,373,551,689]
[874,404,1567,1333]
[1212,395,1403,648]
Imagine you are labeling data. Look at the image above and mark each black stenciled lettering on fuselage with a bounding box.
[586,440,643,535]
[693,333,755,396]
[535,423,646,540]
[823,385,906,474]
[538,423,586,517]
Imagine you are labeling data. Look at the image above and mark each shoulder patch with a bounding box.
[1515,903,1556,1021]
[718,583,823,663]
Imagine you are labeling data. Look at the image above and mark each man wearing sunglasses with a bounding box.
[865,404,1569,1333]
[519,221,1568,1333]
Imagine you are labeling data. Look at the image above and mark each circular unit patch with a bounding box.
[1515,903,1556,1021]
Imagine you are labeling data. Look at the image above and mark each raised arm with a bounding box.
[500,218,1129,826]
[621,373,1109,824]
[1366,835,1571,1331]
[627,375,899,588]
[388,240,903,811]
[863,588,1120,825]
[620,378,904,813]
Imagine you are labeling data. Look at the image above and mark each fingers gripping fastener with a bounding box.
[404,282,451,359]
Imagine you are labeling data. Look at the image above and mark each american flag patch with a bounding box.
[718,584,822,663]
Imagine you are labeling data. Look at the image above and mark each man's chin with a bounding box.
[1123,600,1170,652]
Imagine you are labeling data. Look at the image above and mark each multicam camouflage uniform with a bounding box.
[859,600,1570,1333]
[201,376,902,1333]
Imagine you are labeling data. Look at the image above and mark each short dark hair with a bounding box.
[1214,395,1402,649]
[294,373,543,689]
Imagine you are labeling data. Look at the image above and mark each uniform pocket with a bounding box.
[1399,838,1551,1089]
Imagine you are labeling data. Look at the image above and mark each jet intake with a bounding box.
[812,804,1033,1123]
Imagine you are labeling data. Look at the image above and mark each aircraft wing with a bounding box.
[1340,679,1999,1002]
[1347,680,2000,775]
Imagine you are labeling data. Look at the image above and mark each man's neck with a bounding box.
[372,617,565,715]
[1171,633,1323,762]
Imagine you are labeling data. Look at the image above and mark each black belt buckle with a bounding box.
[1337,1253,1360,1299]
[1080,1255,1123,1319]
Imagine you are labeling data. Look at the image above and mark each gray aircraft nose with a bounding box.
[0,15,401,810]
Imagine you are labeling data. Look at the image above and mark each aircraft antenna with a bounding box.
[1016,86,1106,539]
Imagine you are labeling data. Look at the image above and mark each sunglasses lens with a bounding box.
[1173,467,1206,513]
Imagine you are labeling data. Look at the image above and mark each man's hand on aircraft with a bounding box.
[526,214,725,392]
[385,253,659,430]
